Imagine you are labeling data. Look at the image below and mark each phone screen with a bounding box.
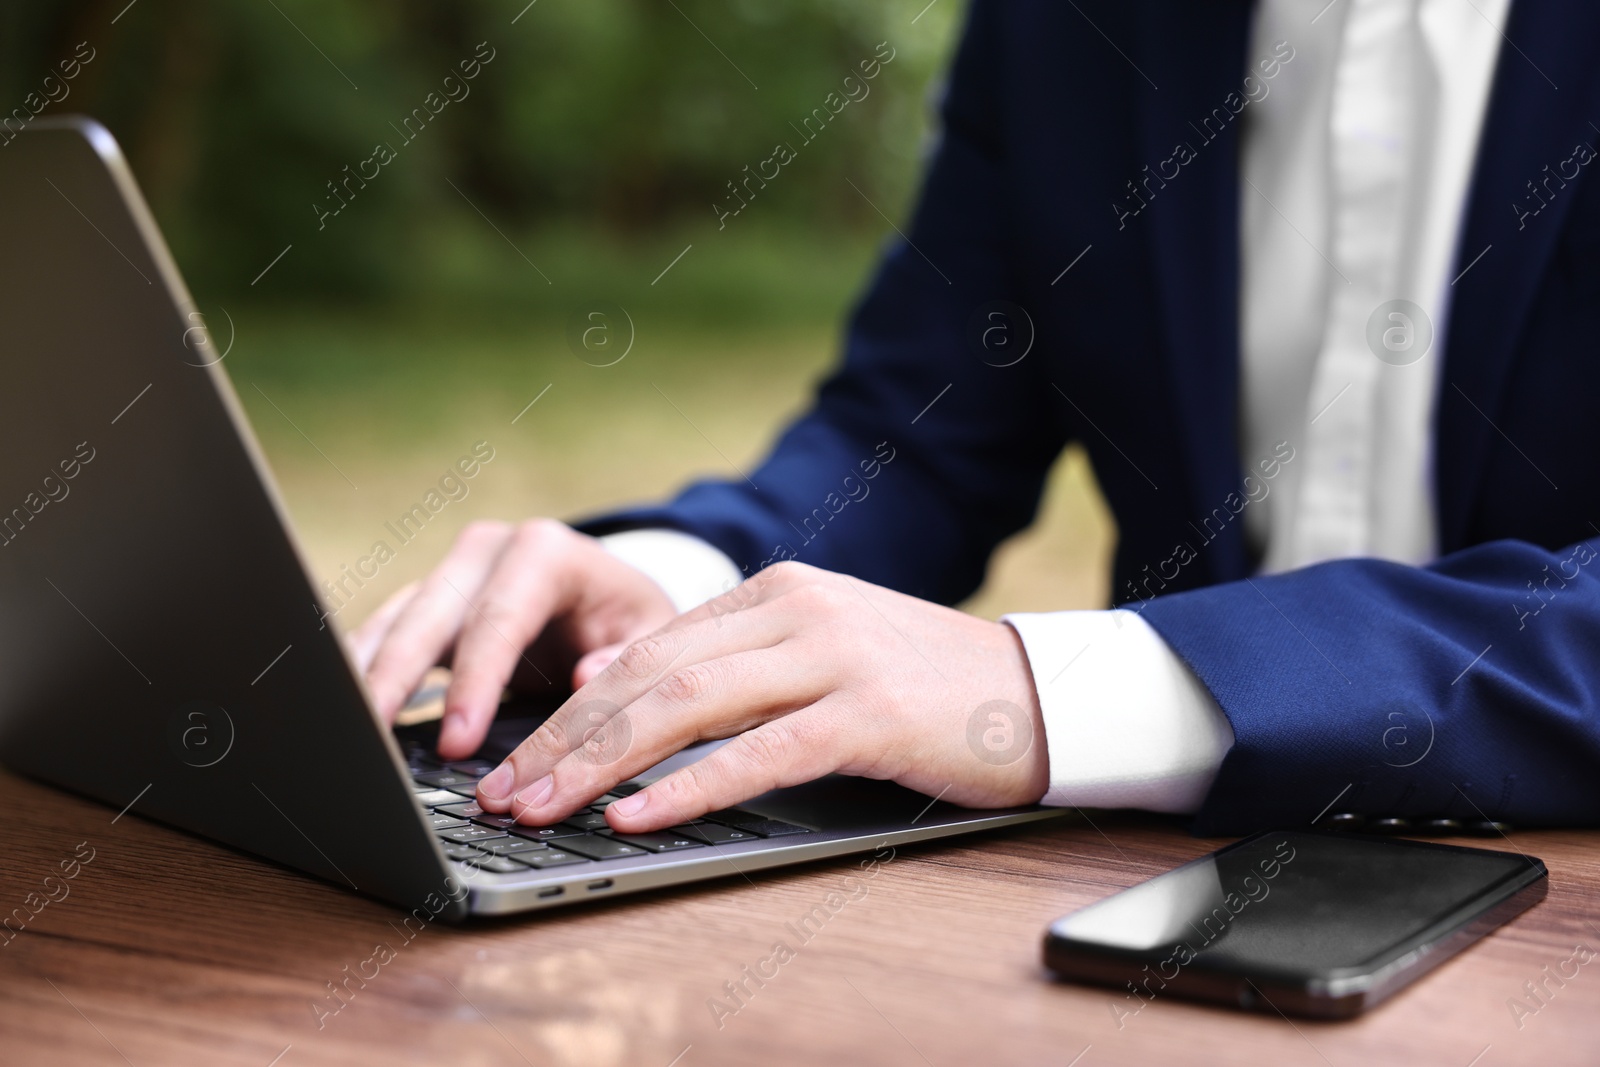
[1049,831,1536,976]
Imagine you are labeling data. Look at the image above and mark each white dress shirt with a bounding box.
[604,0,1511,813]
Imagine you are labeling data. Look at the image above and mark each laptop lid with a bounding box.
[0,118,465,919]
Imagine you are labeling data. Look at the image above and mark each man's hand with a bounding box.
[350,519,679,759]
[471,560,1049,834]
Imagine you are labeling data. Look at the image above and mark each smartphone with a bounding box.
[1043,829,1547,1019]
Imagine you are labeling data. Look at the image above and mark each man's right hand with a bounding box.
[349,519,679,760]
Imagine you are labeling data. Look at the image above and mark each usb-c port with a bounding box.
[587,879,613,892]
[538,886,564,899]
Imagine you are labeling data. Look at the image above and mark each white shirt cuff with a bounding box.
[1003,609,1235,814]
[598,528,745,614]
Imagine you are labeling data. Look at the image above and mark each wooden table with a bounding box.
[1,767,1596,1067]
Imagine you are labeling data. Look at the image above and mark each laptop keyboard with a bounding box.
[405,748,813,876]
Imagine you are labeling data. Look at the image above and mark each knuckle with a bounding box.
[515,723,569,769]
[762,560,805,587]
[659,661,720,706]
[676,761,721,806]
[513,516,567,548]
[732,725,791,779]
[792,575,847,615]
[705,583,749,621]
[456,519,511,550]
[850,676,898,722]
[844,675,896,716]
[648,770,698,816]
[614,635,670,681]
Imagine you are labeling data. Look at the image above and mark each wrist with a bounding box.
[998,619,1051,803]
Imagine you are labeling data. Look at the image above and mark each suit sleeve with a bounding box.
[578,2,1073,605]
[1138,534,1600,835]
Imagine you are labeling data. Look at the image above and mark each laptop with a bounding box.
[0,117,1065,920]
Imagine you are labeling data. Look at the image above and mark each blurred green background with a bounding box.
[3,0,1111,626]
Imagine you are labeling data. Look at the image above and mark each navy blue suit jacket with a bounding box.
[585,1,1600,834]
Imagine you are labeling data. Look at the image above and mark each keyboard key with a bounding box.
[672,822,759,845]
[610,781,645,796]
[705,810,813,837]
[554,836,647,861]
[437,800,524,830]
[442,843,484,861]
[438,825,509,844]
[413,770,480,789]
[586,794,625,809]
[507,824,586,841]
[603,831,705,853]
[459,854,525,874]
[425,814,470,831]
[436,801,486,819]
[514,848,591,869]
[733,819,812,837]
[415,788,463,808]
[562,812,612,832]
[703,807,759,824]
[480,838,549,856]
[448,759,498,777]
[440,781,484,798]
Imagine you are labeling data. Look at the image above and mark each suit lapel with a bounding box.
[1437,2,1600,551]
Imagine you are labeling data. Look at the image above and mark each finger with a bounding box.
[641,558,808,637]
[348,581,420,673]
[576,591,801,706]
[479,645,826,824]
[438,522,575,758]
[551,561,817,694]
[606,701,856,833]
[364,521,512,720]
[486,598,793,780]
[477,577,813,813]
[572,641,625,689]
[479,584,807,806]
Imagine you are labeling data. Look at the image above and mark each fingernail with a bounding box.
[513,774,554,810]
[574,648,623,688]
[611,791,647,818]
[478,762,514,800]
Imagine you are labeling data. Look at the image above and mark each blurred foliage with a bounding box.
[1,0,961,302]
[1,1,1116,617]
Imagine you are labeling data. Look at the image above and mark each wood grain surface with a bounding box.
[1,767,1595,1067]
